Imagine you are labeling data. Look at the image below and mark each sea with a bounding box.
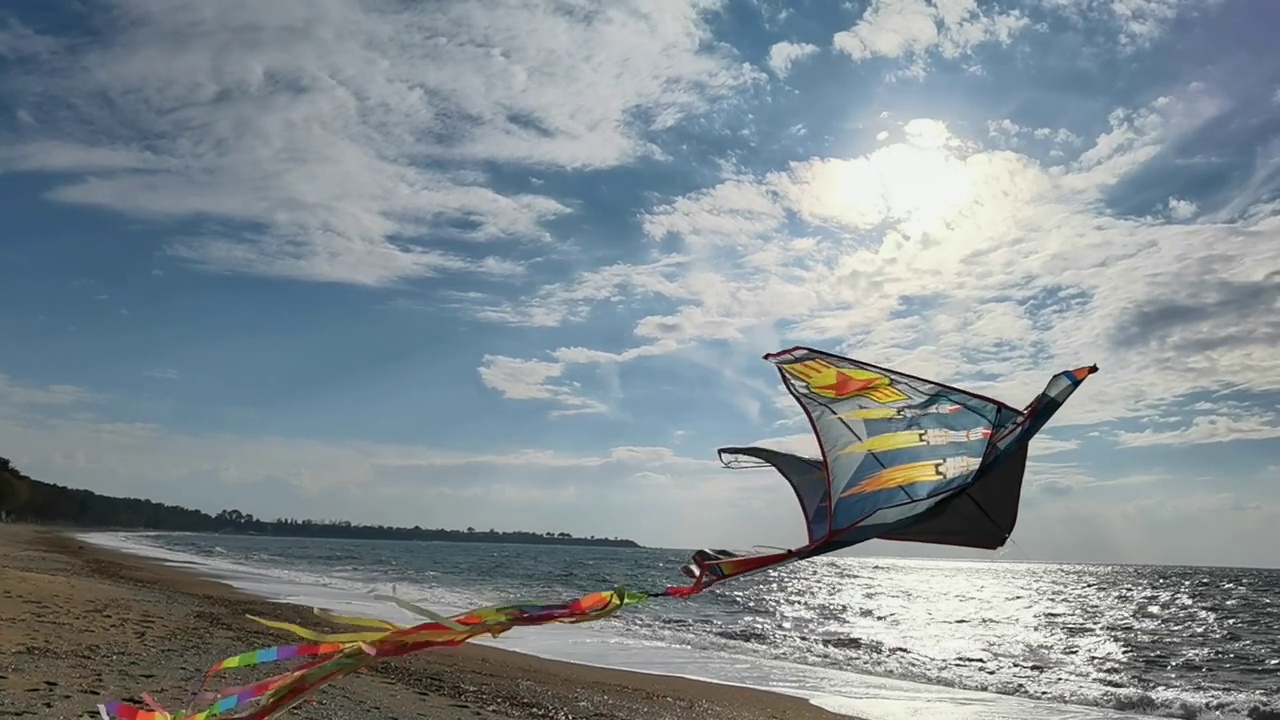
[78,532,1279,720]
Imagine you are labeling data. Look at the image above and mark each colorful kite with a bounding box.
[99,345,1096,720]
[667,346,1097,594]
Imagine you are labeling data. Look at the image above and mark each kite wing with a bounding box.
[674,346,1097,592]
[879,363,1097,549]
[718,446,831,543]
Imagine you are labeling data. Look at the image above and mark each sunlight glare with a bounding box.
[781,118,978,244]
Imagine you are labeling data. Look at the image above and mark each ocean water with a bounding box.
[80,532,1279,720]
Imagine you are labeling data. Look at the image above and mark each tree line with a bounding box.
[0,457,639,548]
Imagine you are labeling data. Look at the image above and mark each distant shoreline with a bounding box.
[138,525,643,549]
[8,517,643,549]
[0,459,642,549]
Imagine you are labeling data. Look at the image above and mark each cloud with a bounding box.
[0,17,58,59]
[642,179,790,250]
[0,0,760,286]
[744,432,820,458]
[1027,437,1080,457]
[986,119,1080,154]
[477,355,608,417]
[1108,270,1280,355]
[1115,414,1280,447]
[143,368,180,380]
[0,372,95,407]
[1044,0,1218,51]
[479,341,679,415]
[1166,196,1198,220]
[832,0,1030,78]
[766,41,819,77]
[479,84,1278,426]
[1010,488,1280,568]
[826,1,1221,81]
[444,256,694,328]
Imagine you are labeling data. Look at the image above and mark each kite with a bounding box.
[98,345,1096,720]
[667,345,1097,595]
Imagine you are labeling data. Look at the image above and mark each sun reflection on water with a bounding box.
[637,554,1279,717]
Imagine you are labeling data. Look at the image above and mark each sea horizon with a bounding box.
[78,525,1280,573]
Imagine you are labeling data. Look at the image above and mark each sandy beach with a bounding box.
[0,523,849,720]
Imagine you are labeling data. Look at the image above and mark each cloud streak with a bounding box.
[0,0,759,286]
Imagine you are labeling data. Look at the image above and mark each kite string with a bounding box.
[997,534,1033,563]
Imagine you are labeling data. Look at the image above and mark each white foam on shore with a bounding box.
[77,531,1158,720]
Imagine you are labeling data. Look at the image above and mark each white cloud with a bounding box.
[634,306,750,342]
[477,355,607,417]
[1115,415,1280,447]
[143,368,180,380]
[449,256,693,328]
[828,1,1218,80]
[0,372,95,407]
[766,41,819,77]
[986,119,1080,153]
[643,179,789,250]
[1028,437,1081,457]
[832,0,1029,78]
[0,0,760,286]
[1002,488,1280,568]
[480,341,680,415]
[745,432,820,457]
[551,341,680,365]
[0,17,59,59]
[1044,0,1219,51]
[1166,196,1198,220]
[0,140,163,173]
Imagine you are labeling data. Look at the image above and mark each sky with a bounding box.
[1,0,1278,569]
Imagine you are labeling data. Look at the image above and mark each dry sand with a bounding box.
[0,523,851,720]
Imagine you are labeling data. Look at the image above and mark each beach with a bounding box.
[0,523,848,720]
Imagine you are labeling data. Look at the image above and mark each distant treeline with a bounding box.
[0,457,640,548]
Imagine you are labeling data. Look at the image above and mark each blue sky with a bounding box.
[1,0,1278,568]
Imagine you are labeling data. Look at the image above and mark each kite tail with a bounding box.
[99,585,652,720]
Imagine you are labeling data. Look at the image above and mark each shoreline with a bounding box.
[0,522,851,720]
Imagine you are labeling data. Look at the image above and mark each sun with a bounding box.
[782,118,978,241]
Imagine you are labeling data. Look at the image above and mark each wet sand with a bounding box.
[0,523,850,720]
